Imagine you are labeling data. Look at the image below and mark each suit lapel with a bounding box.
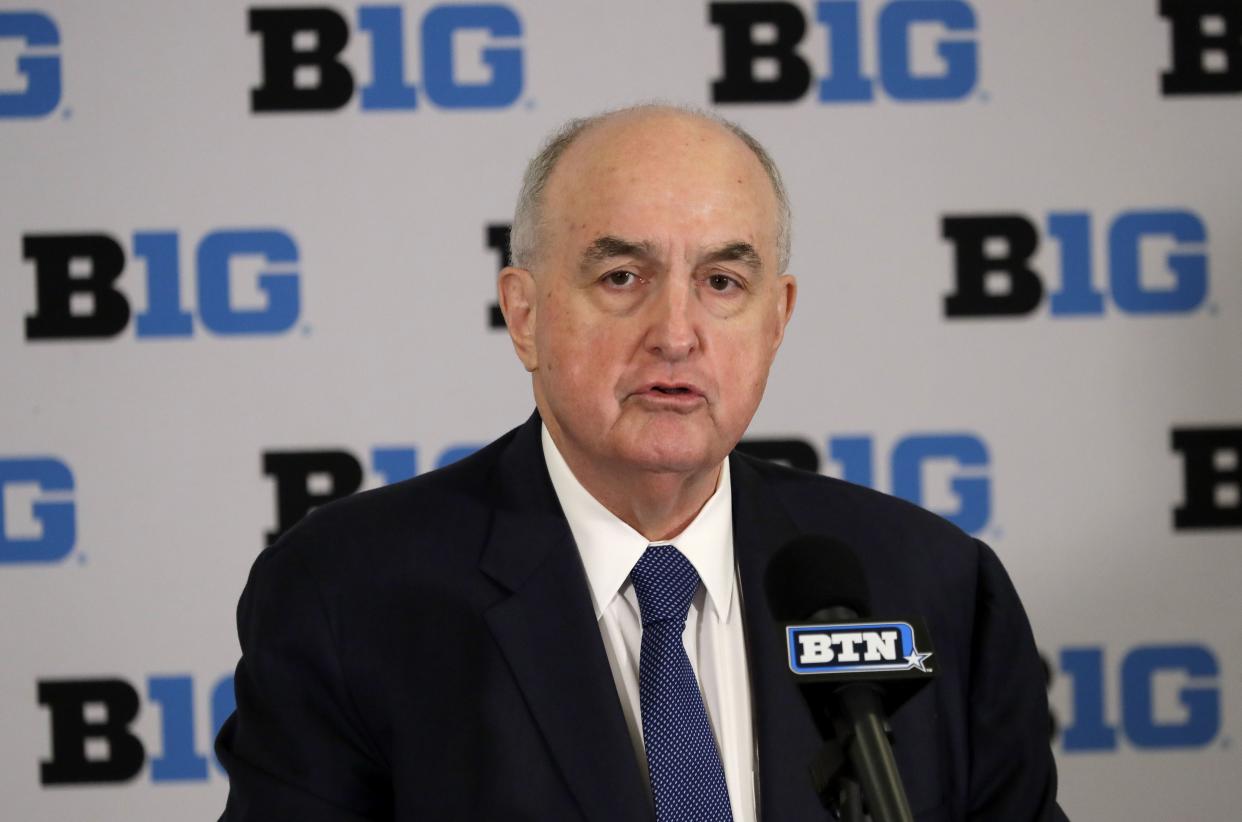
[477,418,829,820]
[480,415,652,822]
[731,453,833,821]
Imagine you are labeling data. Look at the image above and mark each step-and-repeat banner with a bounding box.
[3,1,1239,819]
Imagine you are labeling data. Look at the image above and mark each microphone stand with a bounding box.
[810,684,914,822]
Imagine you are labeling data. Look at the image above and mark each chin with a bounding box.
[617,433,721,476]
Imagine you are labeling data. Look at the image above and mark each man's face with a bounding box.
[504,111,796,482]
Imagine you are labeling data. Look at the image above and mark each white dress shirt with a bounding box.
[541,424,757,822]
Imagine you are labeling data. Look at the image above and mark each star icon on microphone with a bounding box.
[905,651,932,672]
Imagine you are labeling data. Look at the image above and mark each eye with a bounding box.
[603,270,639,288]
[706,273,741,292]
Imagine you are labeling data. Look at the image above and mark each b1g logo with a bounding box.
[1056,644,1221,751]
[0,457,75,563]
[738,432,990,535]
[264,443,481,543]
[710,0,978,104]
[38,674,233,784]
[1160,0,1241,96]
[22,229,301,340]
[942,209,1210,318]
[0,11,60,118]
[250,4,524,113]
[1172,426,1242,530]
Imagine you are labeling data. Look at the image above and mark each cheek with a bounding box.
[545,305,631,368]
[540,312,615,398]
[537,300,577,364]
[714,331,776,402]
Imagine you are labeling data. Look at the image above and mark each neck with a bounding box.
[547,430,723,542]
[589,463,722,542]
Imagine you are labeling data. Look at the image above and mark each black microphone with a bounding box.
[765,535,934,822]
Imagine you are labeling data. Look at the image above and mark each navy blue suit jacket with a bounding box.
[217,413,1067,820]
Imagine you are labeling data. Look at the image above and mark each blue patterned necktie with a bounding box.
[630,545,734,821]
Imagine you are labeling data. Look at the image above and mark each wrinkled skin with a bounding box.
[499,108,796,538]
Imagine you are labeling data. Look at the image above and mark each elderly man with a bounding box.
[217,105,1066,821]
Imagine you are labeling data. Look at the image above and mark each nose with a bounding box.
[644,277,699,361]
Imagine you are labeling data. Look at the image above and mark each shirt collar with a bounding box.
[541,423,735,622]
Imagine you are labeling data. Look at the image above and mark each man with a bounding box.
[217,105,1067,821]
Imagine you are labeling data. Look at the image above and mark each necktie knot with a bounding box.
[631,544,699,627]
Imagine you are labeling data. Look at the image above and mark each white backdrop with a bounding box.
[2,1,1239,819]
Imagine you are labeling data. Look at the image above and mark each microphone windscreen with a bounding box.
[765,535,871,621]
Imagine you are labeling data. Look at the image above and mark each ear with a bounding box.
[770,273,797,354]
[498,266,539,371]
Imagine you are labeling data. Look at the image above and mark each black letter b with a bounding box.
[263,450,364,545]
[710,2,812,103]
[943,215,1044,318]
[1161,0,1242,95]
[39,679,145,785]
[250,7,354,112]
[24,234,130,340]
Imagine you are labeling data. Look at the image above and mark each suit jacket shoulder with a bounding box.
[729,452,1067,821]
[261,421,517,584]
[219,416,651,822]
[731,451,982,616]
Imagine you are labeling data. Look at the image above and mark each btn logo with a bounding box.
[1057,644,1221,751]
[710,0,978,104]
[250,4,524,112]
[38,674,233,784]
[22,229,301,340]
[738,432,991,535]
[789,621,932,676]
[1160,0,1241,96]
[0,457,75,564]
[1172,426,1242,530]
[0,11,61,118]
[264,443,481,544]
[942,209,1210,318]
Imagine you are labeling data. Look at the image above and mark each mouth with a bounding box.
[633,382,706,407]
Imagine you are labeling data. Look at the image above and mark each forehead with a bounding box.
[541,112,779,261]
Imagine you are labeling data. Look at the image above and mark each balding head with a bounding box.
[510,104,791,275]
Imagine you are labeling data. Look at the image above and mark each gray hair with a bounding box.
[509,104,792,274]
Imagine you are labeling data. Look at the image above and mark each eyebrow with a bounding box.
[579,235,659,268]
[579,236,764,274]
[701,241,763,274]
